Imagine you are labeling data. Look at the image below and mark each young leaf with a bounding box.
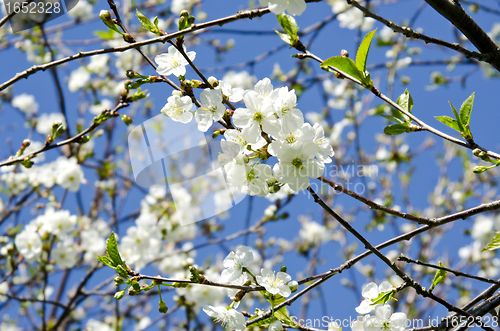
[136,9,155,32]
[380,114,404,124]
[106,232,124,267]
[356,28,377,74]
[429,262,447,291]
[97,255,116,268]
[459,92,475,127]
[482,232,500,251]
[383,123,410,135]
[434,116,461,132]
[276,13,299,39]
[370,290,396,305]
[274,29,292,46]
[321,56,364,83]
[396,89,413,114]
[449,102,465,134]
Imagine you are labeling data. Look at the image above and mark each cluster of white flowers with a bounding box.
[11,93,38,116]
[154,46,334,194]
[352,281,407,331]
[12,208,109,268]
[259,0,307,16]
[328,0,375,31]
[202,245,296,330]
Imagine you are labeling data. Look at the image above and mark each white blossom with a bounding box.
[68,66,91,92]
[87,54,109,75]
[233,90,280,143]
[55,157,86,192]
[356,281,394,314]
[221,245,254,282]
[155,45,195,77]
[68,0,93,21]
[36,113,66,135]
[222,71,256,90]
[12,93,38,115]
[259,0,307,16]
[15,227,42,263]
[363,304,407,331]
[161,94,193,123]
[227,163,273,197]
[256,268,292,297]
[203,305,246,331]
[52,241,77,269]
[195,88,226,132]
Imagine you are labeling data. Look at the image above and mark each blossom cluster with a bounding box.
[155,46,334,195]
[353,281,408,331]
[203,245,297,331]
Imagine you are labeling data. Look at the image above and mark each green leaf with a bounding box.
[380,114,404,124]
[434,116,461,132]
[383,123,411,135]
[106,232,124,267]
[459,92,475,127]
[116,264,130,279]
[482,232,500,251]
[321,56,364,83]
[274,29,292,46]
[396,89,413,114]
[356,28,377,74]
[449,102,465,133]
[429,262,447,291]
[276,13,299,39]
[136,9,155,32]
[370,290,397,305]
[97,255,115,268]
[94,29,118,40]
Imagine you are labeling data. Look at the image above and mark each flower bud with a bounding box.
[114,277,125,286]
[341,49,349,57]
[235,154,249,164]
[208,76,218,87]
[172,90,183,97]
[114,290,125,300]
[159,299,168,313]
[122,33,135,43]
[288,280,298,293]
[280,265,287,273]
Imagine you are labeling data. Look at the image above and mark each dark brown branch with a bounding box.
[424,0,500,71]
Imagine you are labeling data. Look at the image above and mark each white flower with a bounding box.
[39,208,77,238]
[272,86,304,133]
[68,0,93,21]
[87,54,109,75]
[256,268,292,297]
[203,305,246,331]
[222,71,256,90]
[221,245,254,282]
[36,113,66,135]
[0,282,9,302]
[355,281,394,314]
[89,99,113,115]
[56,157,86,192]
[161,94,193,123]
[328,321,341,331]
[299,218,331,245]
[269,320,284,331]
[219,80,244,102]
[170,0,195,14]
[81,229,106,263]
[233,90,281,143]
[15,228,42,263]
[259,0,307,16]
[337,5,374,31]
[227,163,273,197]
[68,66,91,92]
[273,143,325,191]
[12,93,38,115]
[363,305,407,331]
[155,45,195,77]
[195,89,226,132]
[52,241,77,269]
